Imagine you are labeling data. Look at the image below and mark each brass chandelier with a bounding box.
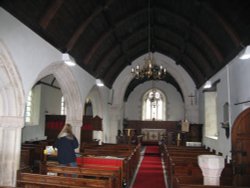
[131,0,167,80]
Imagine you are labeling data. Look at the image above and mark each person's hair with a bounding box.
[58,123,74,139]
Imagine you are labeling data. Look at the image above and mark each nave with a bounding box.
[131,146,167,188]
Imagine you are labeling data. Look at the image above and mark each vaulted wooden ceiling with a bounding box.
[1,0,250,92]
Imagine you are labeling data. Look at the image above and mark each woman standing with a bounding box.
[54,123,79,167]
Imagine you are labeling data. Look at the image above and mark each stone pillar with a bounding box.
[198,155,225,186]
[0,116,23,187]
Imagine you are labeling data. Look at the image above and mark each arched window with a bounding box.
[60,96,66,115]
[25,90,33,123]
[142,88,166,120]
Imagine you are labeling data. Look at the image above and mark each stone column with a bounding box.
[0,116,23,187]
[198,155,225,186]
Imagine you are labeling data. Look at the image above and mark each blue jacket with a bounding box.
[54,136,79,164]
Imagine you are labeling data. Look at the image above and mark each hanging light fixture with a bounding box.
[131,0,167,79]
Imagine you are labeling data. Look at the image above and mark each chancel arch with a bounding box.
[113,52,198,123]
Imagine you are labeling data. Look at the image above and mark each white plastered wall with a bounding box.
[199,49,250,160]
[0,8,98,186]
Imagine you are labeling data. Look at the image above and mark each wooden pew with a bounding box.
[21,143,45,161]
[20,147,35,168]
[45,163,121,188]
[162,144,233,188]
[42,143,140,187]
[21,142,48,171]
[173,175,249,188]
[76,156,127,187]
[79,143,141,186]
[16,167,110,188]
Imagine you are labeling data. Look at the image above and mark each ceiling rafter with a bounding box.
[192,26,224,64]
[66,8,102,52]
[103,46,149,85]
[101,38,148,80]
[93,44,119,75]
[102,8,130,66]
[2,0,249,90]
[154,7,223,69]
[102,22,213,83]
[93,26,147,74]
[66,0,114,52]
[83,8,146,66]
[103,54,125,87]
[206,5,241,47]
[39,0,64,30]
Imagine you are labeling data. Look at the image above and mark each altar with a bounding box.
[141,129,166,144]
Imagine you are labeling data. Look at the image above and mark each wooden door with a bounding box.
[232,107,250,186]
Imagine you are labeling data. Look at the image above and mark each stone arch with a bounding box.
[86,85,104,118]
[113,52,198,122]
[0,41,25,117]
[35,62,83,143]
[113,52,196,105]
[0,41,25,186]
[36,63,83,122]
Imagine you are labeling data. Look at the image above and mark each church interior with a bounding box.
[1,0,250,187]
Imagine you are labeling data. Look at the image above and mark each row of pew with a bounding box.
[20,140,52,171]
[17,142,141,188]
[161,144,244,188]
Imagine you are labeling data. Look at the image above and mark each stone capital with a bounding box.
[0,116,24,128]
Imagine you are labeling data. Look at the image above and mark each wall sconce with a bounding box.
[239,46,250,60]
[96,79,104,87]
[203,80,212,89]
[62,53,76,66]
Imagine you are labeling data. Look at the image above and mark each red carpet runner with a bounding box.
[132,146,166,188]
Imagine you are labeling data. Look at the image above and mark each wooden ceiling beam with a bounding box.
[66,0,114,51]
[66,7,102,51]
[101,39,147,80]
[84,31,111,65]
[93,27,146,72]
[192,26,224,63]
[84,9,146,66]
[210,8,241,47]
[39,0,63,29]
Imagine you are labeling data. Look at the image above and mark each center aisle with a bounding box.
[131,146,167,188]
